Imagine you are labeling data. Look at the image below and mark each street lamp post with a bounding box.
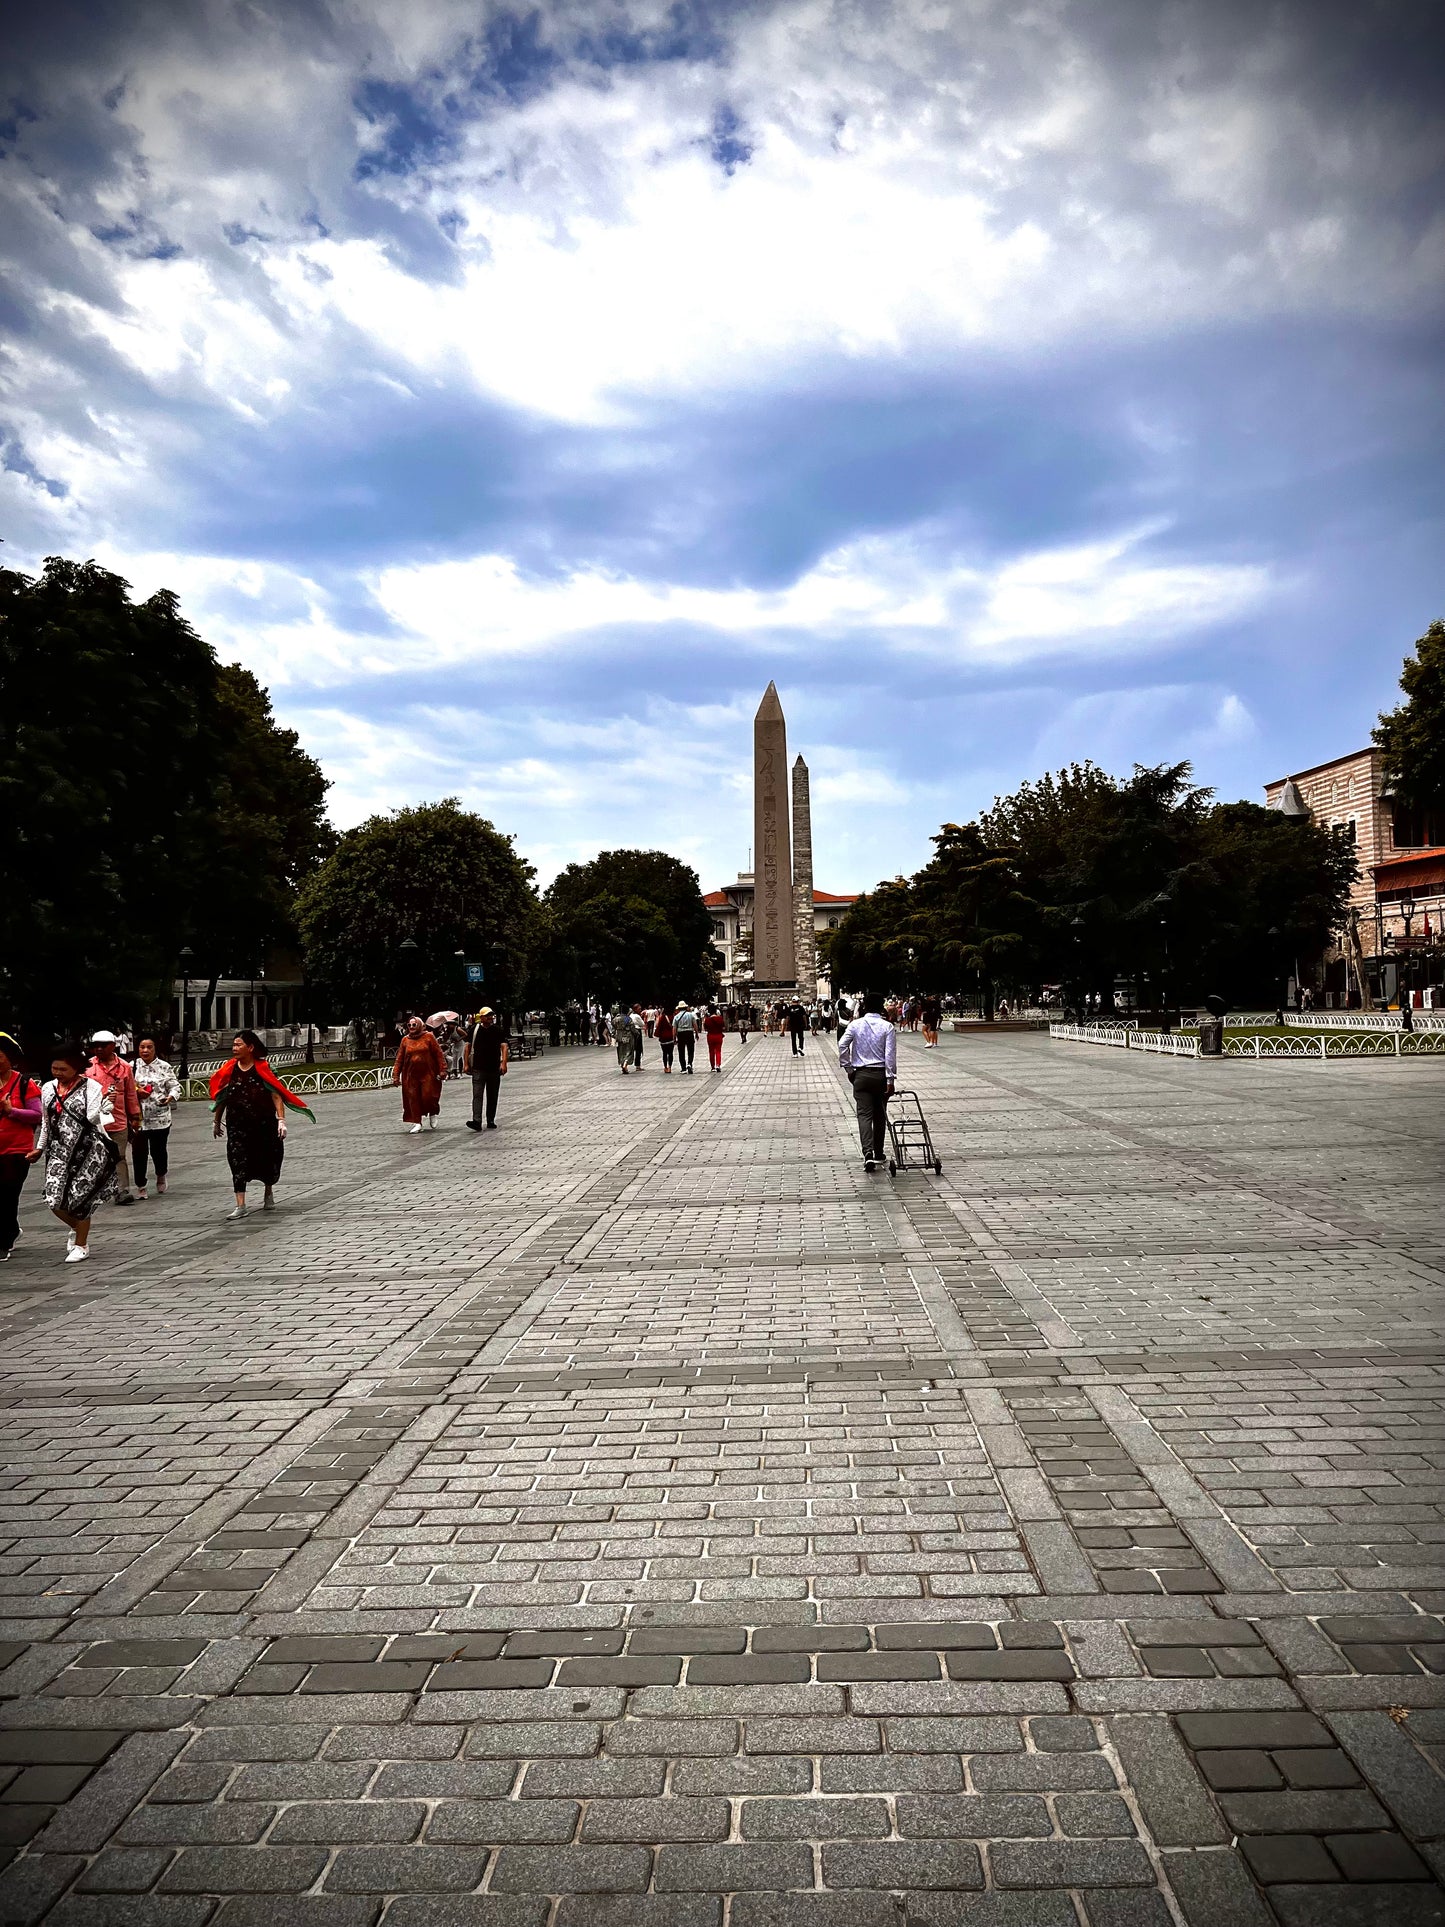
[178,946,194,1079]
[398,937,419,1027]
[1400,897,1416,1032]
[1267,927,1285,1028]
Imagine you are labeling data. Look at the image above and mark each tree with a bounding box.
[295,800,538,1022]
[0,555,329,1045]
[1373,619,1445,827]
[194,667,334,1008]
[825,760,1355,1013]
[539,849,715,1007]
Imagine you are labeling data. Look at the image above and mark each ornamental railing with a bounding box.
[1129,1029,1200,1057]
[179,1066,394,1101]
[1223,1029,1445,1058]
[1048,1023,1132,1047]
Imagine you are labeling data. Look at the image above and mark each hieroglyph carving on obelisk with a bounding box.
[753,683,796,987]
[792,755,817,1001]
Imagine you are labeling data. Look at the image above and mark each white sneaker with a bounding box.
[426,1116,436,1130]
[226,1204,248,1221]
[409,1123,423,1134]
[262,1194,276,1212]
[65,1246,89,1264]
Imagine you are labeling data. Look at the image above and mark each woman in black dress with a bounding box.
[212,1030,289,1220]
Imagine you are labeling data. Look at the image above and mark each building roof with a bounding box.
[1264,746,1378,787]
[704,886,858,908]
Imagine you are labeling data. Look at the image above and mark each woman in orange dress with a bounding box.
[392,1017,447,1132]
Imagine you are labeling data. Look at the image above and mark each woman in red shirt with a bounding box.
[0,1033,43,1260]
[703,1005,726,1073]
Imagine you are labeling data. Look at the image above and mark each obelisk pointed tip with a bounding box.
[755,681,785,723]
[793,753,807,770]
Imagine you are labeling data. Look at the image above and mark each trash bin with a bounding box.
[1197,1018,1223,1055]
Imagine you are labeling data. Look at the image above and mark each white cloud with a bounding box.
[102,522,1269,691]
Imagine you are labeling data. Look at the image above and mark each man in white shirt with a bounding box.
[838,993,897,1171]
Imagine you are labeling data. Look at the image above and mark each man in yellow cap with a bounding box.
[463,1008,508,1131]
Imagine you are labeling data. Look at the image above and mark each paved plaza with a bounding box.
[0,1030,1443,1926]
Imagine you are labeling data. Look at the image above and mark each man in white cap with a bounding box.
[463,1008,508,1131]
[87,1031,140,1204]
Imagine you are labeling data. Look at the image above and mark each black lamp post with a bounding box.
[398,937,419,1024]
[1400,896,1416,1031]
[1268,927,1284,1028]
[178,946,194,1078]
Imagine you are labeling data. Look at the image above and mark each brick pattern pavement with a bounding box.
[0,1031,1441,1923]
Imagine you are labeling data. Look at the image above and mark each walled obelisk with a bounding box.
[753,683,795,987]
[792,755,817,1001]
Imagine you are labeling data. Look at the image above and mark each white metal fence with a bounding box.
[1181,1011,1445,1033]
[1047,1023,1195,1055]
[1052,1023,1445,1062]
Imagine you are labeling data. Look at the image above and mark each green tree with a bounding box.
[540,849,715,1007]
[296,800,538,1022]
[827,760,1355,1015]
[194,666,335,994]
[1373,619,1445,825]
[0,555,330,1045]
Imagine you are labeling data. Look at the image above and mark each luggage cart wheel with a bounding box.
[934,1159,943,1175]
[888,1159,896,1176]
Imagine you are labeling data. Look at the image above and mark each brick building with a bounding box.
[705,874,858,1004]
[1266,747,1443,1007]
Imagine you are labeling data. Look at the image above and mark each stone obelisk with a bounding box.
[792,755,817,1001]
[752,682,795,987]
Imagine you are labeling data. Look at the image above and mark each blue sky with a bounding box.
[3,0,1442,891]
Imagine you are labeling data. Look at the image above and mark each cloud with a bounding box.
[1,0,1439,898]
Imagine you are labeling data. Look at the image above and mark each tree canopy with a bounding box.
[295,800,538,1021]
[537,848,715,1008]
[0,555,331,1044]
[1373,618,1445,826]
[825,762,1356,1012]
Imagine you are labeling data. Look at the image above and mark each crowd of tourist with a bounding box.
[0,984,934,1264]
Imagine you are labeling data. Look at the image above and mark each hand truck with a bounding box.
[886,1089,943,1175]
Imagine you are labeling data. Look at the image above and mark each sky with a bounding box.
[2,0,1442,893]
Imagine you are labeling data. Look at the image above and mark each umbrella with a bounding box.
[428,1009,461,1025]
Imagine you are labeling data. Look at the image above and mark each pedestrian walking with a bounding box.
[630,1005,645,1069]
[704,1004,726,1072]
[674,1002,697,1074]
[838,993,897,1172]
[0,1032,42,1261]
[131,1035,180,1198]
[28,1041,119,1263]
[613,1008,634,1074]
[655,1007,676,1072]
[211,1030,312,1219]
[393,1016,447,1133]
[86,1030,140,1204]
[921,995,941,1048]
[788,1000,807,1055]
[464,1008,508,1127]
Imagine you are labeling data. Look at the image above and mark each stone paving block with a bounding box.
[895,1793,1050,1837]
[1268,1888,1445,1926]
[489,1844,653,1892]
[212,1901,383,1927]
[1326,1709,1445,1836]
[729,1901,901,1927]
[427,1799,578,1843]
[653,1843,814,1890]
[1107,1717,1227,1847]
[820,1839,984,1887]
[554,1903,721,1927]
[324,1846,488,1891]
[160,1845,330,1891]
[380,1903,551,1927]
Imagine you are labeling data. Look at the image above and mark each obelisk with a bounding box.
[753,683,795,987]
[792,755,817,1001]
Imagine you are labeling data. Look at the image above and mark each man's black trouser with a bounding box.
[852,1066,890,1162]
[471,1070,501,1125]
[0,1154,28,1252]
[132,1129,170,1188]
[632,1033,643,1067]
[790,1028,805,1054]
[676,1034,694,1072]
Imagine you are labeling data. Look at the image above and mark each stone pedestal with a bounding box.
[792,755,817,1001]
[753,682,795,988]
